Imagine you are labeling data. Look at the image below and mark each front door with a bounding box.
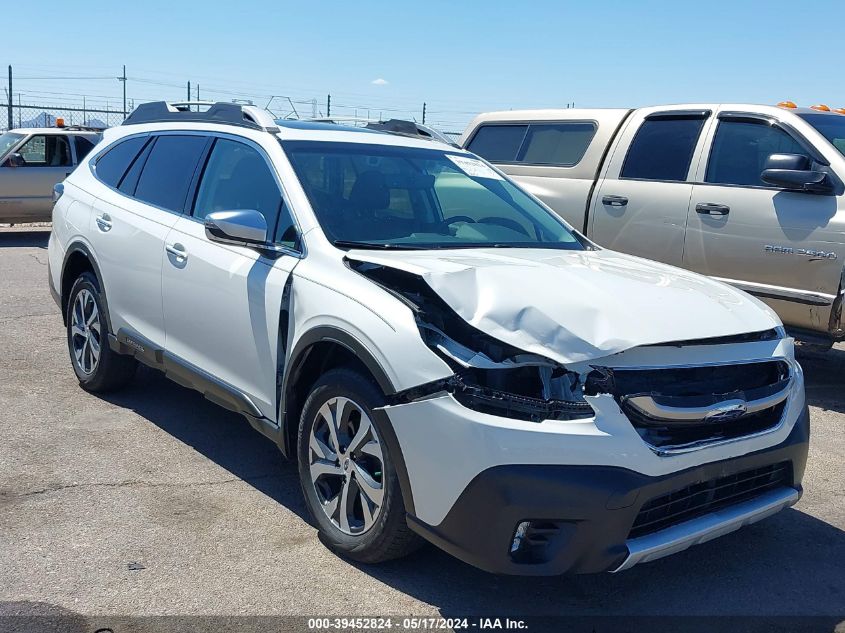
[589,109,712,266]
[162,136,301,420]
[684,112,845,333]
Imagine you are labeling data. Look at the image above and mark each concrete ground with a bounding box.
[1,227,843,621]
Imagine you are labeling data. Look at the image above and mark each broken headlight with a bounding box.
[347,259,594,423]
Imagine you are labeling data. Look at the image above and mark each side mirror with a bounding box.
[4,152,25,168]
[204,209,285,256]
[761,153,834,194]
[205,209,268,245]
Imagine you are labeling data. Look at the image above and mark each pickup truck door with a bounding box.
[0,133,73,222]
[588,109,713,266]
[683,110,845,335]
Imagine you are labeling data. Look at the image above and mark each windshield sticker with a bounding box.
[446,155,504,180]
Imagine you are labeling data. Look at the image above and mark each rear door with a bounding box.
[588,109,713,266]
[161,135,301,420]
[89,133,209,348]
[684,110,845,332]
[0,133,74,221]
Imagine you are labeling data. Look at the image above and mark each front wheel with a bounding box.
[297,368,422,563]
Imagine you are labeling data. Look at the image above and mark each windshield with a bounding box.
[800,113,845,157]
[283,141,585,250]
[0,132,24,160]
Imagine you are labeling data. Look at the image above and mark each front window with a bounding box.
[800,113,845,157]
[283,141,585,250]
[0,132,24,160]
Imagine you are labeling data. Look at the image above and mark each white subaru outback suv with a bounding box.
[48,101,809,575]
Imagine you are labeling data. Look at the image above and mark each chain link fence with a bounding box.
[1,102,127,131]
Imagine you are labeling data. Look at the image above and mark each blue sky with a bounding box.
[6,0,844,131]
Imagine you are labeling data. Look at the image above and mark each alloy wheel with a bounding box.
[70,288,102,375]
[308,396,385,535]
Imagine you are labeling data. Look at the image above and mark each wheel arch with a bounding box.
[280,326,415,515]
[60,242,112,333]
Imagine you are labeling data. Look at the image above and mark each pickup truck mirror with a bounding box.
[761,153,834,194]
[3,152,25,168]
[763,153,810,171]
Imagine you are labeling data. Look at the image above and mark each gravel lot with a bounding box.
[1,227,844,623]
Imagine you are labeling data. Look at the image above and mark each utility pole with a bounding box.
[326,94,331,118]
[118,65,127,119]
[83,96,86,126]
[187,81,191,103]
[422,102,426,124]
[196,83,200,101]
[17,93,21,128]
[7,65,12,130]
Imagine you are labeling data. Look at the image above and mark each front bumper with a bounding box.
[406,404,809,576]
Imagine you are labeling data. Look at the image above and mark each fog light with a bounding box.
[510,521,530,553]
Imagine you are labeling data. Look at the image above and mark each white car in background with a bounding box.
[47,101,808,575]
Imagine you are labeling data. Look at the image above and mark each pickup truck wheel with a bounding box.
[66,272,136,392]
[297,368,422,563]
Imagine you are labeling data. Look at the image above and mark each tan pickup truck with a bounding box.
[461,104,845,347]
[0,126,102,223]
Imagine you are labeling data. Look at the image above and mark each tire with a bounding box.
[297,367,423,563]
[66,271,137,392]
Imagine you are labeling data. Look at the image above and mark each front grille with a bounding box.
[591,360,791,452]
[628,461,792,539]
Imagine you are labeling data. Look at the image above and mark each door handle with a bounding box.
[165,243,188,261]
[695,203,730,216]
[95,213,112,232]
[602,195,629,207]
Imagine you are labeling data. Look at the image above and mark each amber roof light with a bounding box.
[810,104,831,112]
[777,101,797,108]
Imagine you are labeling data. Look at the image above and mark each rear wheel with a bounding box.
[66,272,136,392]
[297,368,422,563]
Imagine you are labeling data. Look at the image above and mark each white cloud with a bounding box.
[371,78,389,86]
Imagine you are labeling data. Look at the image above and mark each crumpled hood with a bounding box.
[348,248,781,364]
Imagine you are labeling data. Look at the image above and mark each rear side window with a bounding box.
[706,120,807,187]
[95,136,146,187]
[467,122,596,166]
[73,136,97,162]
[621,116,707,181]
[135,135,208,212]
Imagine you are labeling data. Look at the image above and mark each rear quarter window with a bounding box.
[94,136,147,187]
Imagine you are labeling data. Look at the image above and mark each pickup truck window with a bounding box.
[706,120,805,187]
[621,117,706,181]
[16,134,72,167]
[800,113,845,157]
[467,122,596,167]
[466,125,527,162]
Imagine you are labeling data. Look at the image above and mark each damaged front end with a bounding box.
[348,259,594,423]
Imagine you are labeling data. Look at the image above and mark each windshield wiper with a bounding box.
[332,240,428,250]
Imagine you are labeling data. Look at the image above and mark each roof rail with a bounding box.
[364,119,458,147]
[122,101,280,132]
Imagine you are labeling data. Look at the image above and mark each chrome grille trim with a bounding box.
[606,357,795,456]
